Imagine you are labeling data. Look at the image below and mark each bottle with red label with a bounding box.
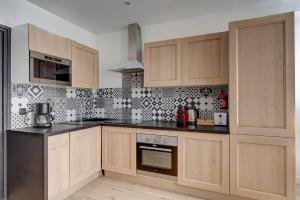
[219,90,228,109]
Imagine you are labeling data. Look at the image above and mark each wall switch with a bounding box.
[19,108,27,115]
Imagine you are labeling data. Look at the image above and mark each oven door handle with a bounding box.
[139,145,172,152]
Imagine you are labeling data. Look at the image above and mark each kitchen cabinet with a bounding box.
[70,127,101,186]
[47,133,70,200]
[181,32,228,85]
[178,132,229,194]
[144,39,181,87]
[71,41,99,89]
[229,12,294,137]
[230,134,295,200]
[28,24,71,59]
[102,127,136,176]
[144,32,229,87]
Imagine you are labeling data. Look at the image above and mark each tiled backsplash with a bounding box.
[11,73,228,129]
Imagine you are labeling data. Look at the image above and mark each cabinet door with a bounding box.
[48,133,69,200]
[72,41,99,89]
[229,12,294,137]
[230,134,295,200]
[28,24,71,59]
[144,39,181,87]
[182,32,229,85]
[70,127,101,186]
[178,132,229,194]
[102,127,136,176]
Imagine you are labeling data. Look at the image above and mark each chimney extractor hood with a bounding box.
[109,23,143,73]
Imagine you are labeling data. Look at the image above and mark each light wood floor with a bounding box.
[67,177,300,200]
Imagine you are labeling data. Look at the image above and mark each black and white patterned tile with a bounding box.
[11,72,228,129]
[132,108,142,120]
[28,85,44,98]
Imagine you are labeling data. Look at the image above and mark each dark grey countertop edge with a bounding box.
[101,123,229,134]
[8,121,229,137]
[8,123,100,137]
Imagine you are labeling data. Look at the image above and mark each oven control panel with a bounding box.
[137,133,177,146]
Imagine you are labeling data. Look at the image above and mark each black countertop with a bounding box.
[9,120,229,137]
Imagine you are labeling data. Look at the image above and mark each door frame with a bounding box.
[0,24,11,200]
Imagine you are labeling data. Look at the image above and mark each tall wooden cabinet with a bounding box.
[48,133,70,200]
[181,32,229,86]
[144,39,181,87]
[71,41,99,89]
[70,127,101,186]
[229,12,294,138]
[102,127,136,176]
[178,132,229,194]
[229,12,295,200]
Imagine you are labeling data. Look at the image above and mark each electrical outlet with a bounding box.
[19,108,27,115]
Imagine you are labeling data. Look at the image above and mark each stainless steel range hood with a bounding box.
[109,23,143,73]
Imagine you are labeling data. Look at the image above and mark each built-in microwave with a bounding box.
[29,51,72,86]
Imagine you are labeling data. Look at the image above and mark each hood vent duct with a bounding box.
[109,23,144,73]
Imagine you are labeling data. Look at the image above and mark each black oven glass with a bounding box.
[137,143,177,176]
[33,59,70,82]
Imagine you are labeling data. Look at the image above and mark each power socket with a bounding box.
[19,108,27,115]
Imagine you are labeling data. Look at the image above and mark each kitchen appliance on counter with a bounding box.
[176,105,188,127]
[30,51,72,86]
[187,106,198,125]
[34,103,54,128]
[137,133,178,177]
[214,112,228,126]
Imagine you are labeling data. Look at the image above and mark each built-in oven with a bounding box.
[137,133,177,177]
[29,50,72,86]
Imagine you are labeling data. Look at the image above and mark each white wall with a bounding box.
[96,0,300,88]
[295,11,300,183]
[0,0,96,47]
[97,30,128,88]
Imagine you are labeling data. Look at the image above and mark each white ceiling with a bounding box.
[27,0,292,34]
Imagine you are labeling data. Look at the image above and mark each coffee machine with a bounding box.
[34,103,54,128]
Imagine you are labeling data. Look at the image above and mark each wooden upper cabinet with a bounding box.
[229,12,295,137]
[70,127,101,186]
[144,32,229,87]
[28,24,71,59]
[182,32,229,85]
[102,127,136,176]
[230,134,295,200]
[178,132,229,194]
[48,133,70,200]
[144,39,181,87]
[71,41,99,89]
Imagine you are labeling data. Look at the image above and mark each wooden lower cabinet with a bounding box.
[47,133,70,200]
[230,134,295,200]
[102,126,136,176]
[178,132,229,194]
[70,127,101,186]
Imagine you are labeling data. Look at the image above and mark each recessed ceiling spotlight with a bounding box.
[124,1,131,5]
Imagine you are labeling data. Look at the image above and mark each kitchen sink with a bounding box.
[83,118,113,122]
[62,121,97,125]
